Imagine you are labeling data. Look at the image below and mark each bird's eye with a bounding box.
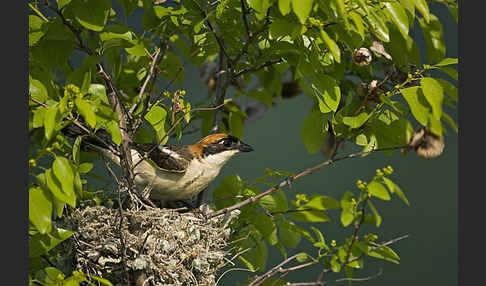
[220,138,232,147]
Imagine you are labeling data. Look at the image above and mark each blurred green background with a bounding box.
[91,2,458,285]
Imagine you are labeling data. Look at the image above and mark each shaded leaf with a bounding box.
[400,86,430,126]
[367,200,382,227]
[320,29,341,63]
[382,177,409,206]
[292,0,314,24]
[301,111,328,154]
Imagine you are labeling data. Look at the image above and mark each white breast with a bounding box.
[134,150,239,201]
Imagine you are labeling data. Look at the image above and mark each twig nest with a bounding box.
[58,206,238,286]
[408,127,445,158]
[352,48,373,66]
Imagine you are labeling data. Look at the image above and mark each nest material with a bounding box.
[58,206,239,286]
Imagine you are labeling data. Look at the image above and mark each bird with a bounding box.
[63,125,254,208]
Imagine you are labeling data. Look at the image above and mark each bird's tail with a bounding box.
[61,123,121,164]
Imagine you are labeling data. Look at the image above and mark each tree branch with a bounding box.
[190,0,230,60]
[129,39,168,116]
[208,145,409,218]
[233,58,283,79]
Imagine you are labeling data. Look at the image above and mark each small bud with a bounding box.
[29,159,37,168]
[46,147,53,152]
[331,240,337,247]
[376,169,384,177]
[52,142,60,150]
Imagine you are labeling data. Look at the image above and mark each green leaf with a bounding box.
[229,112,244,139]
[278,220,301,248]
[419,14,445,64]
[320,29,341,63]
[29,15,45,47]
[106,120,122,146]
[33,108,46,128]
[410,0,430,23]
[340,192,354,227]
[366,10,389,42]
[269,19,296,39]
[29,228,73,257]
[52,156,76,207]
[349,11,365,39]
[72,136,83,165]
[213,175,243,209]
[332,0,348,26]
[72,0,111,31]
[45,169,72,209]
[434,58,458,67]
[331,255,341,272]
[382,177,409,206]
[249,0,271,20]
[74,98,97,128]
[78,162,93,174]
[90,276,114,286]
[144,106,167,143]
[342,112,372,129]
[44,105,58,141]
[88,84,108,105]
[367,200,382,227]
[420,77,444,120]
[384,2,409,38]
[367,245,400,264]
[310,226,328,249]
[278,0,291,15]
[400,86,430,126]
[312,74,341,113]
[290,208,330,222]
[296,252,310,262]
[367,181,391,201]
[29,187,53,234]
[305,195,340,210]
[57,0,72,10]
[100,25,133,42]
[439,66,458,81]
[292,0,314,24]
[301,111,328,154]
[259,190,288,213]
[30,78,48,103]
[442,112,458,133]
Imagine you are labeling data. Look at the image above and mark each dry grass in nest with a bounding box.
[58,205,239,285]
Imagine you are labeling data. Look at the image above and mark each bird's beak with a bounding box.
[237,141,254,152]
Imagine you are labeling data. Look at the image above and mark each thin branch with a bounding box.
[248,254,300,286]
[233,58,283,78]
[240,0,252,39]
[335,268,383,282]
[342,196,368,268]
[208,145,409,218]
[190,0,230,60]
[233,8,272,66]
[210,50,231,132]
[42,0,92,55]
[129,39,168,116]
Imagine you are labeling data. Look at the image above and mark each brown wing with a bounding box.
[132,143,192,173]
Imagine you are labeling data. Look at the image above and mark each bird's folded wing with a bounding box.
[132,143,191,173]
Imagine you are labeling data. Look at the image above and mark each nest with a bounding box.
[57,206,239,286]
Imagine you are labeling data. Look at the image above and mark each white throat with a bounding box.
[202,149,239,168]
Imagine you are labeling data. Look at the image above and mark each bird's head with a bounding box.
[189,133,254,166]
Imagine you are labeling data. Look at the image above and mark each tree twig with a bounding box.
[208,145,409,218]
[233,58,283,78]
[190,0,230,60]
[129,39,168,116]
